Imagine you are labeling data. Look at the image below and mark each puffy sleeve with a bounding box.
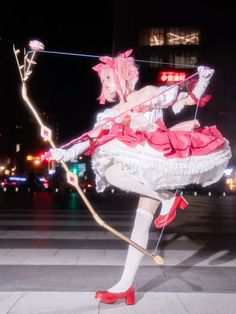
[94,108,117,128]
[172,92,188,114]
[150,85,179,109]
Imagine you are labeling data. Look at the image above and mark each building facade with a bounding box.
[113,1,236,164]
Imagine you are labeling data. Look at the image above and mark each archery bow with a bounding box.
[13,42,165,266]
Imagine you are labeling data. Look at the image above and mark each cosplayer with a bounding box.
[50,49,231,305]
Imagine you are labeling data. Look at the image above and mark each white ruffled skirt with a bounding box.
[91,139,231,193]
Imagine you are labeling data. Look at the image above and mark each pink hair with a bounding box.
[92,49,139,105]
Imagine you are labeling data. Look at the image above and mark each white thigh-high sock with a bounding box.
[108,207,153,293]
[105,164,176,215]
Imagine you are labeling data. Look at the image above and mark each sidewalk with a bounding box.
[0,194,236,313]
[1,291,236,314]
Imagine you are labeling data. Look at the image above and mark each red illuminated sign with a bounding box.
[158,71,187,83]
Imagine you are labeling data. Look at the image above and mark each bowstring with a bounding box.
[153,96,201,256]
[28,49,197,68]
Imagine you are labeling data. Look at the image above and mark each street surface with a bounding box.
[0,191,235,313]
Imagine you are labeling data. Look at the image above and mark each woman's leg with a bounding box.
[108,196,159,293]
[105,164,188,226]
[105,163,173,200]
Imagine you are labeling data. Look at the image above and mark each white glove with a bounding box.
[50,148,71,162]
[192,66,214,99]
[50,140,90,162]
[172,92,188,114]
[197,66,214,80]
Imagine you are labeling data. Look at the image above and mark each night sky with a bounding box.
[0,1,235,163]
[0,1,114,156]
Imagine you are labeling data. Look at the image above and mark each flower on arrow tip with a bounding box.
[29,40,45,51]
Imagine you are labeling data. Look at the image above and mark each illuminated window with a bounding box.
[139,27,200,46]
[150,28,164,46]
[167,28,200,45]
[169,52,197,68]
[148,52,197,68]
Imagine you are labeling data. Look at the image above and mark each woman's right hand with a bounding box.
[50,148,71,162]
[197,66,214,81]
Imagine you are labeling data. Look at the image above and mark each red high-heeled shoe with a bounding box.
[154,194,188,228]
[95,286,135,305]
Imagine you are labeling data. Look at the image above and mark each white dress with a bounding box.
[91,92,232,193]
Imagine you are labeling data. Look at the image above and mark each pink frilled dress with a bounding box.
[85,92,231,193]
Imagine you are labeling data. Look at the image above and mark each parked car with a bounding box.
[0,175,28,191]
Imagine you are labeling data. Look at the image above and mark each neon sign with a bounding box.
[158,71,187,83]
